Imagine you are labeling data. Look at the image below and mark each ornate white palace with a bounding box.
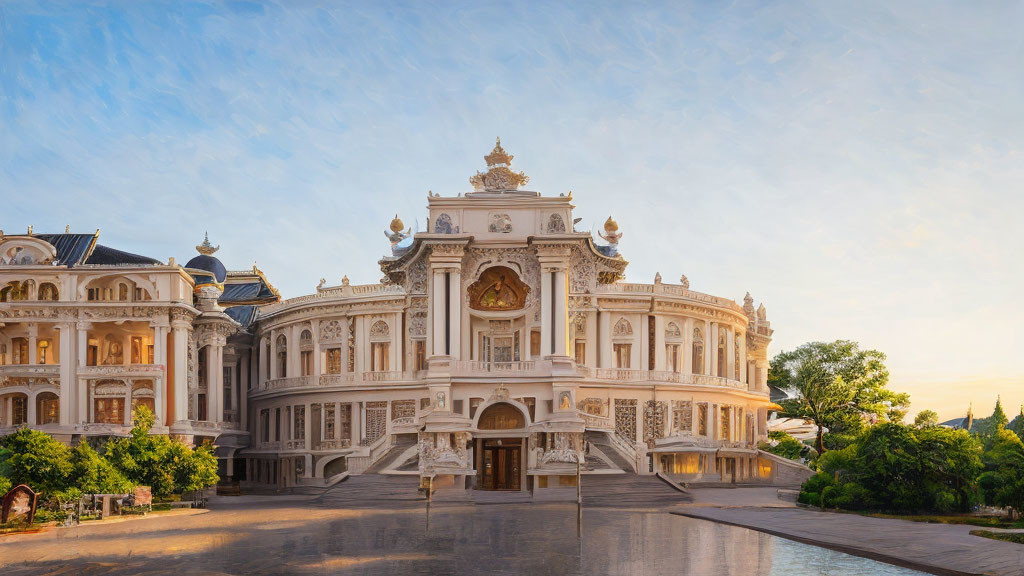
[1,140,806,494]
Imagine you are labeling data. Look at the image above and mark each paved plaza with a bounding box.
[0,476,1014,575]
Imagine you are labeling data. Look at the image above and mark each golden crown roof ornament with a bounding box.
[196,232,219,255]
[385,214,411,247]
[469,137,530,192]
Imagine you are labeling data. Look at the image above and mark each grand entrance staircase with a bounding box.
[584,430,636,472]
[363,433,418,474]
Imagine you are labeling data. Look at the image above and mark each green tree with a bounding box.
[1011,406,1024,440]
[0,475,11,496]
[979,428,1024,512]
[914,410,939,428]
[799,423,981,513]
[71,441,133,494]
[760,431,805,461]
[104,405,218,497]
[0,428,72,496]
[772,341,909,452]
[976,397,1009,438]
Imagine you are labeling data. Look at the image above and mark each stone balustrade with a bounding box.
[250,365,759,397]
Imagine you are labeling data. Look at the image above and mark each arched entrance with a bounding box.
[475,402,528,491]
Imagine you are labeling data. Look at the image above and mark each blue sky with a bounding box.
[2,1,1023,419]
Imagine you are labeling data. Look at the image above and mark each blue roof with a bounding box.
[185,254,227,283]
[33,233,160,266]
[224,305,257,328]
[85,244,162,266]
[34,233,96,265]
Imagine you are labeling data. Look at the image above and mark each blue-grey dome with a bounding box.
[186,254,227,283]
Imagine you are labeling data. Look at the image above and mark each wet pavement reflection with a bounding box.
[1,498,927,575]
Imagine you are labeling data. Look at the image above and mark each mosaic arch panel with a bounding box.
[478,402,526,430]
[468,266,530,311]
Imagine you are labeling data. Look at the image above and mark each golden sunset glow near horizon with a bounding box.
[2,2,1022,422]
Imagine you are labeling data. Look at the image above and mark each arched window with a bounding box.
[276,334,288,378]
[434,213,454,234]
[118,283,129,301]
[665,322,682,373]
[36,392,59,425]
[38,282,59,301]
[692,328,704,374]
[369,321,390,372]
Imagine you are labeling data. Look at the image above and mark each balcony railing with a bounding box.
[450,360,547,377]
[79,364,164,378]
[0,364,61,379]
[251,367,757,396]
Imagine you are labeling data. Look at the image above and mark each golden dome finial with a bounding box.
[196,231,219,255]
[471,137,529,192]
[390,214,405,233]
[604,216,619,233]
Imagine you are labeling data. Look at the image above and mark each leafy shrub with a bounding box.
[0,428,73,496]
[0,475,11,495]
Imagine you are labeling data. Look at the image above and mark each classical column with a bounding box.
[706,322,716,376]
[431,270,445,356]
[355,316,367,373]
[77,322,91,423]
[553,268,568,356]
[739,334,747,385]
[172,323,188,423]
[682,318,693,375]
[26,391,36,426]
[598,311,610,368]
[288,325,300,378]
[311,319,322,377]
[540,268,552,356]
[57,323,73,426]
[243,351,253,429]
[27,323,38,364]
[151,323,167,424]
[448,268,461,360]
[726,328,736,381]
[585,309,598,367]
[654,315,665,371]
[747,360,756,388]
[213,342,224,422]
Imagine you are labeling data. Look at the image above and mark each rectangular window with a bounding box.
[300,351,312,376]
[371,342,390,371]
[673,401,692,434]
[197,394,207,421]
[325,404,336,439]
[613,344,631,369]
[294,405,305,440]
[721,407,731,440]
[147,344,155,365]
[530,331,540,357]
[274,408,281,441]
[260,409,270,442]
[326,348,342,374]
[414,340,426,371]
[93,397,124,425]
[698,403,708,436]
[339,403,352,440]
[666,344,680,373]
[12,396,28,425]
[131,336,143,364]
[223,367,232,411]
[574,340,586,365]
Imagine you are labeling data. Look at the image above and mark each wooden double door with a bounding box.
[479,438,522,491]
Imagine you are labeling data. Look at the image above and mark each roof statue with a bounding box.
[744,292,756,318]
[469,137,530,192]
[756,303,767,321]
[680,274,689,289]
[196,232,220,255]
[599,216,622,245]
[385,214,411,246]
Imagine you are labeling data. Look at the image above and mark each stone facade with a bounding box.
[0,140,778,491]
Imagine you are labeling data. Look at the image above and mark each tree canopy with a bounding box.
[770,340,909,452]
